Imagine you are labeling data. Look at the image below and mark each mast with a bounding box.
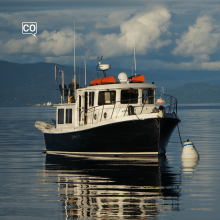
[79,64,80,87]
[133,27,137,76]
[134,31,137,76]
[74,20,76,98]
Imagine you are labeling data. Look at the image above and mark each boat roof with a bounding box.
[78,83,157,91]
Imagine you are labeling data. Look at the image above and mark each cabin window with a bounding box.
[58,109,64,124]
[98,91,116,105]
[89,92,95,107]
[142,89,154,104]
[66,108,72,123]
[121,89,138,104]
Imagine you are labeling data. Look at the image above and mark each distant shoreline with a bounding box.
[27,105,53,107]
[0,103,220,108]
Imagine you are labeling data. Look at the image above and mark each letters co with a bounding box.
[22,22,37,36]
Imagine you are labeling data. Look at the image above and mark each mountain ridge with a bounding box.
[1,60,220,107]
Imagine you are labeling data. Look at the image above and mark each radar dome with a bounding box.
[118,72,128,84]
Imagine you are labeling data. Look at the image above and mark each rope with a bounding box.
[165,141,182,143]
[160,113,184,147]
[173,112,183,148]
[135,112,183,150]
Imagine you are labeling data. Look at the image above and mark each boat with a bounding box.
[27,101,53,107]
[35,59,180,156]
[155,97,166,105]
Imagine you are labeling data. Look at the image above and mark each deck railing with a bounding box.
[161,94,178,114]
[78,94,177,125]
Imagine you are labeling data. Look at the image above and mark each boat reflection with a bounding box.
[43,154,181,219]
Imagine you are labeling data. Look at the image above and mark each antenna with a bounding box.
[74,20,76,98]
[55,65,57,83]
[79,64,80,87]
[162,87,165,95]
[97,56,103,63]
[84,60,86,88]
[96,56,110,77]
[133,23,137,76]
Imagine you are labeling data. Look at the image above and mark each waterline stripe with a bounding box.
[47,151,158,155]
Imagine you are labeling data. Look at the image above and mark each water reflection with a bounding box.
[41,154,181,219]
[182,158,199,173]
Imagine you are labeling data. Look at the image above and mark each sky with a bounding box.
[0,0,220,71]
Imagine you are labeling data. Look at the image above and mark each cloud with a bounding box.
[2,5,220,71]
[139,59,220,71]
[0,8,132,33]
[201,61,220,70]
[39,29,84,56]
[2,7,172,60]
[173,15,220,62]
[3,28,84,56]
[93,6,172,57]
[4,36,38,54]
[94,11,132,29]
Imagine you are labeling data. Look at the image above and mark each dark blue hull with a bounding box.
[44,118,179,155]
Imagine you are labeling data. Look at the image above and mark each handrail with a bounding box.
[161,94,178,114]
[80,94,177,113]
[79,94,178,125]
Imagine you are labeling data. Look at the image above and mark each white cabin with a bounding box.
[54,82,157,131]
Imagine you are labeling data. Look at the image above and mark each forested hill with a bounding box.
[166,82,220,104]
[0,61,97,107]
[1,60,220,107]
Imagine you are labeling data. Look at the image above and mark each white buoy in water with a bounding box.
[181,139,199,160]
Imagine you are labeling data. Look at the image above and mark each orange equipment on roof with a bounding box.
[90,76,116,86]
[131,75,145,83]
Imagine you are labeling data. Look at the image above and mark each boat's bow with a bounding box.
[35,121,55,132]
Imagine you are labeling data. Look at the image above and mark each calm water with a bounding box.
[0,105,220,219]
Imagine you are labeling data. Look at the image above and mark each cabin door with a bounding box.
[78,95,81,124]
